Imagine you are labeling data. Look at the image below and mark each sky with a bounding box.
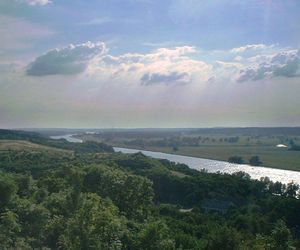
[0,0,300,128]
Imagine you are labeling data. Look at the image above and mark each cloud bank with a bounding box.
[237,49,300,82]
[26,42,300,87]
[26,42,106,76]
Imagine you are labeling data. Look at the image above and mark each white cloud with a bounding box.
[86,46,212,86]
[3,42,300,128]
[26,42,300,87]
[230,44,274,53]
[25,0,52,6]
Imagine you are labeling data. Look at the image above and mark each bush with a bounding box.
[249,156,262,166]
[228,156,244,164]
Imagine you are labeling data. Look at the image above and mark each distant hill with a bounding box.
[0,129,114,154]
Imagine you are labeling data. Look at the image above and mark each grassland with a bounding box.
[0,140,74,157]
[141,145,300,171]
[76,130,300,171]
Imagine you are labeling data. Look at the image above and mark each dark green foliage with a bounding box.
[228,155,244,164]
[249,155,263,166]
[59,193,125,250]
[83,165,154,220]
[136,221,175,250]
[203,225,241,250]
[0,130,300,249]
[0,174,17,209]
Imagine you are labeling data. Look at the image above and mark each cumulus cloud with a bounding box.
[26,42,106,76]
[237,49,300,82]
[26,41,300,86]
[86,45,211,86]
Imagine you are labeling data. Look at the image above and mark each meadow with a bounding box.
[75,128,300,171]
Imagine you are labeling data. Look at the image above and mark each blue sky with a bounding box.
[0,0,300,128]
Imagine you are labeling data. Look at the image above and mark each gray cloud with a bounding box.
[141,71,190,85]
[237,49,300,82]
[26,42,106,76]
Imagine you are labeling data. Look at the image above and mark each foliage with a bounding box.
[249,155,263,166]
[0,129,300,249]
[228,156,244,164]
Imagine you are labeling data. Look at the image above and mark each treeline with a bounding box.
[0,130,300,249]
[123,136,241,148]
[228,155,263,166]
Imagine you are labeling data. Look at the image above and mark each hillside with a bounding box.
[0,129,299,249]
[0,140,73,156]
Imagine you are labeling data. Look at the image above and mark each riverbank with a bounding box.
[114,147,300,185]
[49,133,300,183]
[110,144,300,172]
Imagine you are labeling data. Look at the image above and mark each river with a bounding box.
[50,134,83,143]
[50,134,300,185]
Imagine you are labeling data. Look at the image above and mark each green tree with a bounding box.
[283,182,299,198]
[137,221,175,250]
[228,156,244,164]
[204,226,241,250]
[0,174,17,209]
[270,220,294,250]
[60,193,125,250]
[249,156,262,166]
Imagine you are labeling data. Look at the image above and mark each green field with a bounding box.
[140,145,300,171]
[76,129,300,171]
[0,140,74,157]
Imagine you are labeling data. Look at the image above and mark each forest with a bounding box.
[0,129,300,249]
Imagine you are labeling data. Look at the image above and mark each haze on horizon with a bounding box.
[1,0,300,129]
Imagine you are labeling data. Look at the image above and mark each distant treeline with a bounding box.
[34,127,300,139]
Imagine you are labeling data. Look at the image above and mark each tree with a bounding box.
[59,193,126,250]
[283,182,299,198]
[270,220,294,250]
[249,156,262,166]
[204,226,241,250]
[0,174,17,208]
[0,210,21,247]
[228,156,244,164]
[137,221,175,250]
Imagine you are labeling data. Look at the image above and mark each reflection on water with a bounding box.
[114,147,300,185]
[50,134,83,143]
[49,133,300,185]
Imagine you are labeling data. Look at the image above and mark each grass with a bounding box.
[0,140,74,157]
[140,145,300,171]
[75,133,300,171]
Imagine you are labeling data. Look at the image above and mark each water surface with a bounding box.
[114,147,300,185]
[50,134,83,143]
[49,133,300,185]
